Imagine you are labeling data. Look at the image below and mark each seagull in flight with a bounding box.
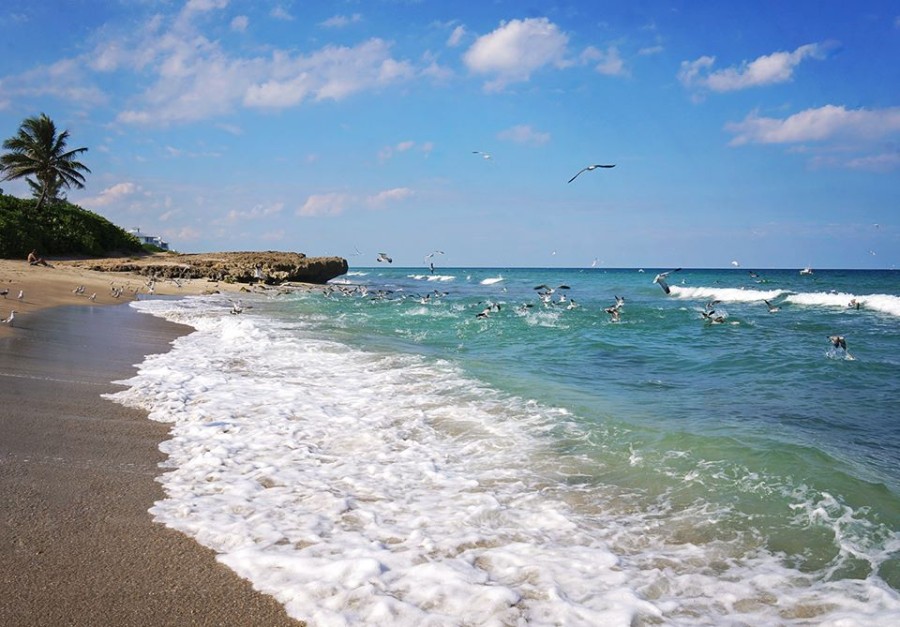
[377,252,393,264]
[653,268,681,295]
[472,151,492,161]
[828,335,855,360]
[568,164,615,183]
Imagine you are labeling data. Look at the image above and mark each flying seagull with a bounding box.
[472,151,492,160]
[377,252,393,264]
[828,335,855,360]
[568,164,615,183]
[653,268,681,295]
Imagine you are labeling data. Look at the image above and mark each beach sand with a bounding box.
[0,259,301,626]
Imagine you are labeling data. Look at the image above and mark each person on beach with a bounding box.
[27,249,51,267]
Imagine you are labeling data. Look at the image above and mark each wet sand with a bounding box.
[0,302,301,625]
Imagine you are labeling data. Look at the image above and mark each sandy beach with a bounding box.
[0,258,301,626]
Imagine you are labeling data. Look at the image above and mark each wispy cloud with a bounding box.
[320,14,362,29]
[581,45,627,77]
[297,187,413,216]
[297,193,353,217]
[79,182,140,208]
[497,124,550,145]
[230,15,248,32]
[463,18,569,92]
[367,187,413,208]
[447,25,466,47]
[679,43,830,94]
[725,105,900,145]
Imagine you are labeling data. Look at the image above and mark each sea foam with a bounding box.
[105,294,900,626]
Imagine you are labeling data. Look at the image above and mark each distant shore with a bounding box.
[0,256,303,625]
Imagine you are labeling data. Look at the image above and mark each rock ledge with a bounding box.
[72,251,348,285]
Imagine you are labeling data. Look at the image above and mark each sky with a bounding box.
[0,1,898,269]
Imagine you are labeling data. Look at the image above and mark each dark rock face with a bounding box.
[76,252,348,285]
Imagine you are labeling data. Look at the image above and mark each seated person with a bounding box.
[27,249,51,266]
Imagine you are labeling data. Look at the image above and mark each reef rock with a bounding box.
[74,251,348,285]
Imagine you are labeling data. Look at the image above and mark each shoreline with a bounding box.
[0,262,302,625]
[0,257,254,339]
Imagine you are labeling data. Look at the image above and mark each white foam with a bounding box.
[106,296,900,625]
[407,274,456,282]
[669,285,788,303]
[787,291,900,317]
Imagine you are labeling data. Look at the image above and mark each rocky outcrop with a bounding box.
[73,251,348,285]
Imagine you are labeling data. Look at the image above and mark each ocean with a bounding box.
[107,266,900,626]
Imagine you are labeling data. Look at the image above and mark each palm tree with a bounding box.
[0,113,90,211]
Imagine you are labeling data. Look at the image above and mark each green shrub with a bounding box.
[0,195,143,258]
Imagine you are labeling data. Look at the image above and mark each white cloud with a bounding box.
[367,187,413,208]
[226,202,284,222]
[244,39,414,109]
[230,15,248,32]
[320,14,362,29]
[297,193,352,217]
[581,45,627,77]
[79,182,140,208]
[447,25,466,47]
[725,105,900,145]
[638,45,664,56]
[463,18,569,91]
[845,152,900,172]
[497,124,550,145]
[270,5,294,21]
[679,43,828,93]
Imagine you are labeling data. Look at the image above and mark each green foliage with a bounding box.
[0,195,143,258]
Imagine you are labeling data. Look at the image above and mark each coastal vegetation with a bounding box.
[0,113,142,258]
[0,194,143,258]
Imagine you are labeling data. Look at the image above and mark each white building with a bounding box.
[130,227,170,251]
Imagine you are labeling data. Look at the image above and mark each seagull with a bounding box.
[17,290,24,301]
[2,310,15,326]
[764,299,780,313]
[376,252,393,264]
[653,268,681,295]
[828,335,847,351]
[472,151,492,160]
[424,250,444,274]
[89,293,97,301]
[604,305,621,322]
[230,299,243,315]
[567,164,616,183]
[0,289,8,298]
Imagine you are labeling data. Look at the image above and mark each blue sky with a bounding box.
[1,1,897,269]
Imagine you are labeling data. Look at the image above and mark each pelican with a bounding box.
[376,252,393,264]
[568,164,616,183]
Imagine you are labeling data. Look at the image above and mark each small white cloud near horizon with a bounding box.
[726,105,900,145]
[226,202,284,223]
[463,18,569,92]
[297,193,352,217]
[270,5,293,21]
[79,182,140,208]
[679,43,829,93]
[497,124,550,145]
[367,187,414,208]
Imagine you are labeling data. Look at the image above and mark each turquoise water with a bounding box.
[314,267,900,584]
[117,266,900,624]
